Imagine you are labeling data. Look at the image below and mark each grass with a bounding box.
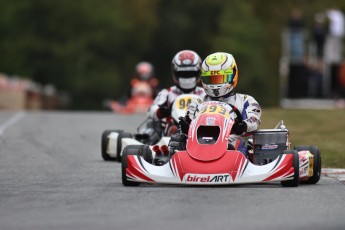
[260,108,345,168]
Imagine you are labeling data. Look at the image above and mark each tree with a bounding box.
[211,1,274,105]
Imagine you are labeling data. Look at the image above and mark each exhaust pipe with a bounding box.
[152,145,162,155]
[160,145,169,155]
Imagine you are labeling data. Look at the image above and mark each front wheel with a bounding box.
[294,145,321,184]
[121,146,141,187]
[120,145,153,164]
[281,150,299,187]
[139,145,153,164]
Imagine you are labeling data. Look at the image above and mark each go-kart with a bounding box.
[108,81,154,114]
[101,94,202,161]
[121,101,321,187]
[109,95,153,114]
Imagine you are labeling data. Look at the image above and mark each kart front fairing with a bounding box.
[125,150,295,185]
[124,102,296,185]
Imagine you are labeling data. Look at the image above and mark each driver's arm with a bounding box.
[243,96,262,132]
[186,97,203,120]
[148,89,169,119]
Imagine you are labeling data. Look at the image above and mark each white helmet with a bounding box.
[172,50,201,91]
[201,52,238,97]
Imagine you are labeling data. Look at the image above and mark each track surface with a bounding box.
[0,111,344,230]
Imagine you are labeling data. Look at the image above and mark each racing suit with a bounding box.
[186,93,262,154]
[148,85,206,119]
[139,86,206,144]
[131,78,159,98]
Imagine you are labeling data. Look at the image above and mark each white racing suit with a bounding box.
[186,93,262,154]
[140,86,206,144]
[148,85,206,119]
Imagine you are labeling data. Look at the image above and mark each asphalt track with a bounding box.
[0,111,344,230]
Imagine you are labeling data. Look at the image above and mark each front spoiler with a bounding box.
[124,150,296,186]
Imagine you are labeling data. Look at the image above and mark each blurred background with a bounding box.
[0,0,345,110]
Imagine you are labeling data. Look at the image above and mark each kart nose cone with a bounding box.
[187,114,230,161]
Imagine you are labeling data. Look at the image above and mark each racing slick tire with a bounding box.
[120,145,153,163]
[116,131,133,162]
[281,150,299,187]
[101,129,122,161]
[121,146,141,186]
[139,145,153,164]
[294,145,321,184]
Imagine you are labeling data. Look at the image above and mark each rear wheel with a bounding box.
[294,145,321,184]
[116,131,132,162]
[101,129,122,161]
[121,146,141,186]
[281,150,299,187]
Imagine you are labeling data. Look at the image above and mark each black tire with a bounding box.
[121,146,141,186]
[281,150,299,187]
[116,132,133,162]
[139,145,153,164]
[101,129,123,161]
[119,145,153,163]
[294,145,321,184]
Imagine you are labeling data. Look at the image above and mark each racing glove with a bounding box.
[231,120,248,135]
[156,105,171,119]
[178,115,192,135]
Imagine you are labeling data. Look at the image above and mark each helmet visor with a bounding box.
[174,70,200,79]
[201,74,234,85]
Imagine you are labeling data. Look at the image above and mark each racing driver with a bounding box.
[131,61,159,98]
[138,50,206,144]
[177,52,262,154]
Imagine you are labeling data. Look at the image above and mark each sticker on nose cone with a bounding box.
[183,174,231,184]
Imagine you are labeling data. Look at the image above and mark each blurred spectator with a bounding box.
[285,7,309,98]
[312,13,327,62]
[324,7,345,97]
[338,63,345,95]
[287,7,305,62]
[325,7,345,64]
[308,62,323,98]
[307,13,327,98]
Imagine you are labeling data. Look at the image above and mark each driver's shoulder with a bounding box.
[235,93,256,102]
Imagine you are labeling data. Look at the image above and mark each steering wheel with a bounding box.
[229,104,243,123]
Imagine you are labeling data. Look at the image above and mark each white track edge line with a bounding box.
[0,111,26,136]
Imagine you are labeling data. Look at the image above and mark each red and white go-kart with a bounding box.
[121,101,321,187]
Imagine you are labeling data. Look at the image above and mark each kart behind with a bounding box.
[121,101,321,187]
[107,81,153,114]
[101,94,202,161]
